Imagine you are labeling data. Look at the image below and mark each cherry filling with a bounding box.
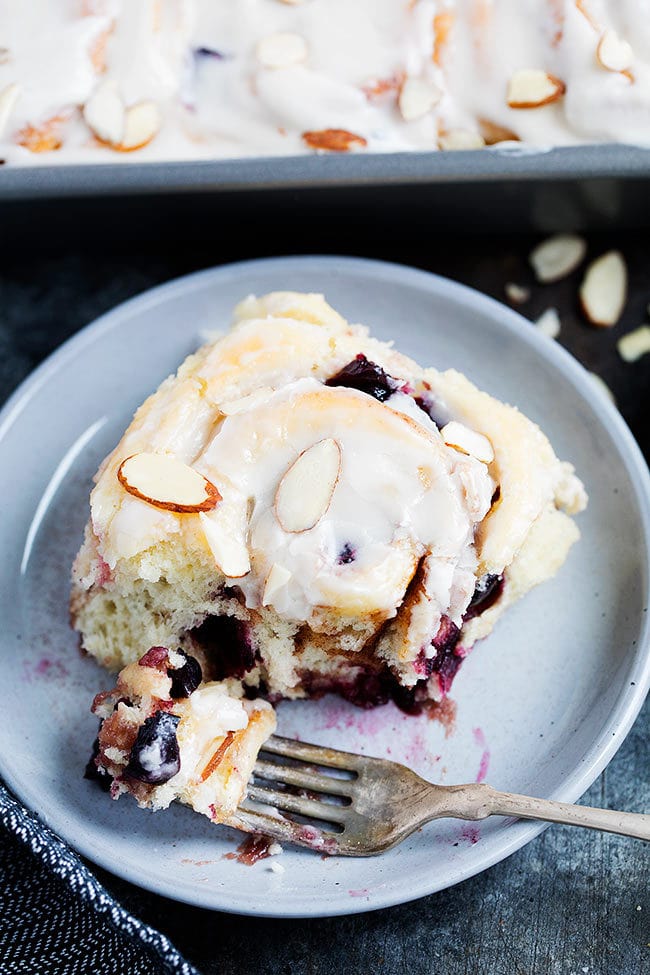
[190,615,257,680]
[326,354,400,402]
[125,711,181,785]
[463,574,504,621]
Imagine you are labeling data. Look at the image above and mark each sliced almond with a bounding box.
[529,233,586,283]
[302,128,367,152]
[579,251,627,327]
[119,100,160,151]
[218,387,274,416]
[597,30,633,73]
[535,307,561,339]
[275,439,341,533]
[433,11,455,66]
[83,80,125,146]
[441,422,494,464]
[576,0,602,33]
[478,118,520,145]
[199,511,250,577]
[262,563,292,606]
[505,282,530,304]
[362,72,405,101]
[617,325,650,363]
[117,453,221,513]
[256,32,308,69]
[438,128,485,151]
[507,69,565,109]
[0,82,20,139]
[16,118,65,153]
[398,78,442,121]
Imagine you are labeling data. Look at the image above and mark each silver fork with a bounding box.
[231,735,650,855]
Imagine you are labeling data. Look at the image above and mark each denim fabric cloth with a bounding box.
[0,782,197,975]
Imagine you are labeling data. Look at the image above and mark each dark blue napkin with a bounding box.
[0,782,197,975]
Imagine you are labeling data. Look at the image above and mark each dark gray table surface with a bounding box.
[0,219,648,975]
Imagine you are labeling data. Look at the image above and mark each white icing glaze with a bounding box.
[196,378,493,623]
[2,1,650,165]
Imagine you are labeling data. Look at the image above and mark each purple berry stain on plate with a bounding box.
[473,727,491,783]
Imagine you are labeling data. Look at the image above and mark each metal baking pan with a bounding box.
[2,144,650,241]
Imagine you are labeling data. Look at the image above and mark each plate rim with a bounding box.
[1,254,649,918]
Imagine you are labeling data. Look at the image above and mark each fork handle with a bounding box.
[444,785,650,841]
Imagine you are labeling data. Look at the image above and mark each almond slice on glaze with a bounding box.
[199,512,250,577]
[617,325,650,363]
[478,118,520,145]
[596,30,633,72]
[117,453,221,512]
[529,234,587,282]
[119,100,161,151]
[256,32,308,68]
[302,129,367,152]
[0,83,20,139]
[507,69,565,108]
[83,80,125,146]
[579,251,627,327]
[398,78,442,121]
[84,83,160,151]
[218,387,274,416]
[438,128,485,150]
[262,563,292,606]
[441,422,494,464]
[275,439,341,533]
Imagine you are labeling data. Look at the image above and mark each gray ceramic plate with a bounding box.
[1,257,648,917]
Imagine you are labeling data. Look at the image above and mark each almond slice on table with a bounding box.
[617,325,650,363]
[262,563,292,606]
[199,512,250,578]
[0,82,20,138]
[117,453,221,513]
[529,234,587,283]
[535,307,561,339]
[596,30,633,72]
[398,78,442,121]
[507,69,565,108]
[579,251,627,327]
[441,422,494,464]
[438,129,485,151]
[275,438,341,533]
[504,282,530,304]
[256,32,308,69]
[302,129,367,152]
